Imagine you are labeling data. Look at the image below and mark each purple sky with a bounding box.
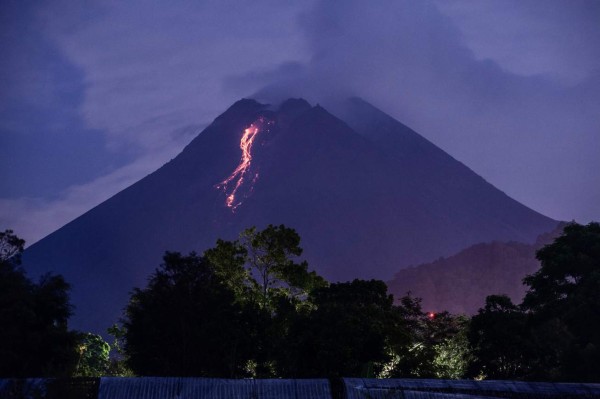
[1,0,599,245]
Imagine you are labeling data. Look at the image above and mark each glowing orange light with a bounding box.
[216,117,271,211]
[427,312,436,320]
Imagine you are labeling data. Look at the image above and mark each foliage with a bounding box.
[122,225,329,378]
[0,229,25,263]
[121,226,413,378]
[117,222,600,380]
[74,333,110,376]
[467,222,600,382]
[277,279,397,378]
[0,230,79,377]
[523,222,600,314]
[120,225,476,379]
[523,222,600,381]
[431,316,472,379]
[467,295,535,379]
[123,251,260,377]
[205,224,327,310]
[105,324,135,376]
[202,225,328,377]
[385,294,469,379]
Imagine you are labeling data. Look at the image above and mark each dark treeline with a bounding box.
[0,223,599,381]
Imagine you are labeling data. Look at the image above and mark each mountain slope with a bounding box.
[22,98,557,333]
[334,97,555,243]
[387,224,566,314]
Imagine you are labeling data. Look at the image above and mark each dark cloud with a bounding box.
[0,1,130,199]
[437,0,600,83]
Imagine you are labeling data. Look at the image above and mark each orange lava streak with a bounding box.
[217,118,267,211]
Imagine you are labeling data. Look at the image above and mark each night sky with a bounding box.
[1,0,599,245]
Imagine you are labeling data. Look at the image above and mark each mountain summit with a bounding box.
[23,98,557,333]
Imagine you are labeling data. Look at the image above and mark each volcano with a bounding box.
[22,98,557,333]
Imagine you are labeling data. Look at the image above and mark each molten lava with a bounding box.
[216,117,271,211]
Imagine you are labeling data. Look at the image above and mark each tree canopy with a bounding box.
[205,224,327,310]
[278,279,397,378]
[468,295,535,379]
[123,251,259,377]
[523,222,600,381]
[5,221,597,381]
[74,333,111,377]
[0,230,79,377]
[468,222,600,382]
[122,226,332,377]
[120,225,473,378]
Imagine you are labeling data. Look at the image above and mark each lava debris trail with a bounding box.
[216,116,272,211]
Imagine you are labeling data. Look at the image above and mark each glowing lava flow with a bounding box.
[216,117,271,211]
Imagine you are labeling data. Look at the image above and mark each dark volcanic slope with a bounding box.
[335,98,555,245]
[387,224,565,314]
[23,98,557,333]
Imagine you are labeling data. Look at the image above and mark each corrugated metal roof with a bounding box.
[343,378,600,398]
[3,377,600,398]
[98,377,331,399]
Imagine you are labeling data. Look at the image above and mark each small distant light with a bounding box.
[427,312,435,319]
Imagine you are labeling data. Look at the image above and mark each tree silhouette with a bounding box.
[123,252,260,377]
[467,222,600,382]
[523,222,600,381]
[0,230,78,377]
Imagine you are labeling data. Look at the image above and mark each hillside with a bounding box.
[387,224,566,314]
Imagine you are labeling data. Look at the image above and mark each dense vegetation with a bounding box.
[0,222,598,381]
[469,222,600,382]
[0,230,79,377]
